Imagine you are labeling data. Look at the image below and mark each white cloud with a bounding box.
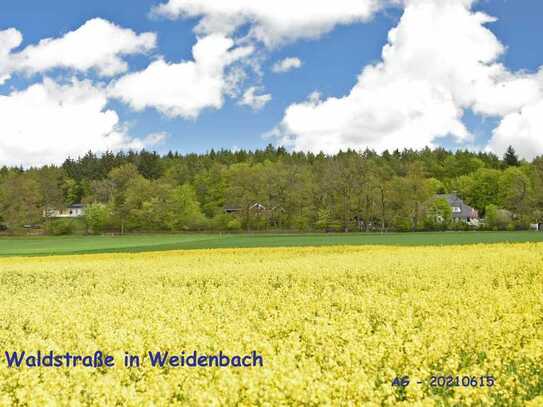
[152,0,385,46]
[149,1,386,114]
[0,78,157,167]
[0,18,156,83]
[272,57,302,73]
[272,0,543,157]
[109,34,253,119]
[149,1,390,116]
[486,69,543,159]
[489,99,543,161]
[274,79,469,154]
[239,86,271,111]
[142,132,169,145]
[0,28,23,84]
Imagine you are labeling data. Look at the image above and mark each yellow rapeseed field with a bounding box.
[0,244,542,405]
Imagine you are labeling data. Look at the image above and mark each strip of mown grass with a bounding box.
[0,231,542,257]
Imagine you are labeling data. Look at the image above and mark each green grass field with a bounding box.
[0,231,542,256]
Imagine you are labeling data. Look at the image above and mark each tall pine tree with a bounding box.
[503,146,519,167]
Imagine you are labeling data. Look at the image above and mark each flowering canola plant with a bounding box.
[0,243,542,405]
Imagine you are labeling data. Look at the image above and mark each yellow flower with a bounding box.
[0,243,541,405]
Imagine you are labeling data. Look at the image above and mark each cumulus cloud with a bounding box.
[0,18,156,83]
[0,79,158,167]
[272,57,302,73]
[151,0,385,46]
[489,99,543,160]
[273,0,543,157]
[149,1,392,115]
[239,86,272,110]
[109,34,253,119]
[0,28,23,84]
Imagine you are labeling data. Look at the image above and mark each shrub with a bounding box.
[392,217,412,232]
[226,218,242,231]
[485,204,513,231]
[46,219,76,236]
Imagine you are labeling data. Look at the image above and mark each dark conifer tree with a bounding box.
[503,146,520,167]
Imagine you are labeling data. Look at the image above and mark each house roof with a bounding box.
[249,203,266,210]
[436,194,478,219]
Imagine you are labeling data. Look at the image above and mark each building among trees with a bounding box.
[43,204,86,219]
[437,194,479,225]
[1,144,542,234]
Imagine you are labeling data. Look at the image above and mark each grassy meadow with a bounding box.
[0,230,543,256]
[0,243,542,405]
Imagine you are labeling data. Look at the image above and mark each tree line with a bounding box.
[0,145,541,234]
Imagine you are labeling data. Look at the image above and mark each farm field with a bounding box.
[1,230,543,256]
[0,244,542,405]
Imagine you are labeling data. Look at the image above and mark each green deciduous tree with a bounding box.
[425,198,453,230]
[0,172,43,229]
[85,203,111,234]
[498,167,533,219]
[109,164,144,234]
[165,184,206,230]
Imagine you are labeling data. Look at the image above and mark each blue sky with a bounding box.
[1,0,542,166]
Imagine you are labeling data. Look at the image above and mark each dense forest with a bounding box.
[0,145,542,234]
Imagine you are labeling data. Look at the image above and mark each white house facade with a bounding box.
[43,204,86,218]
